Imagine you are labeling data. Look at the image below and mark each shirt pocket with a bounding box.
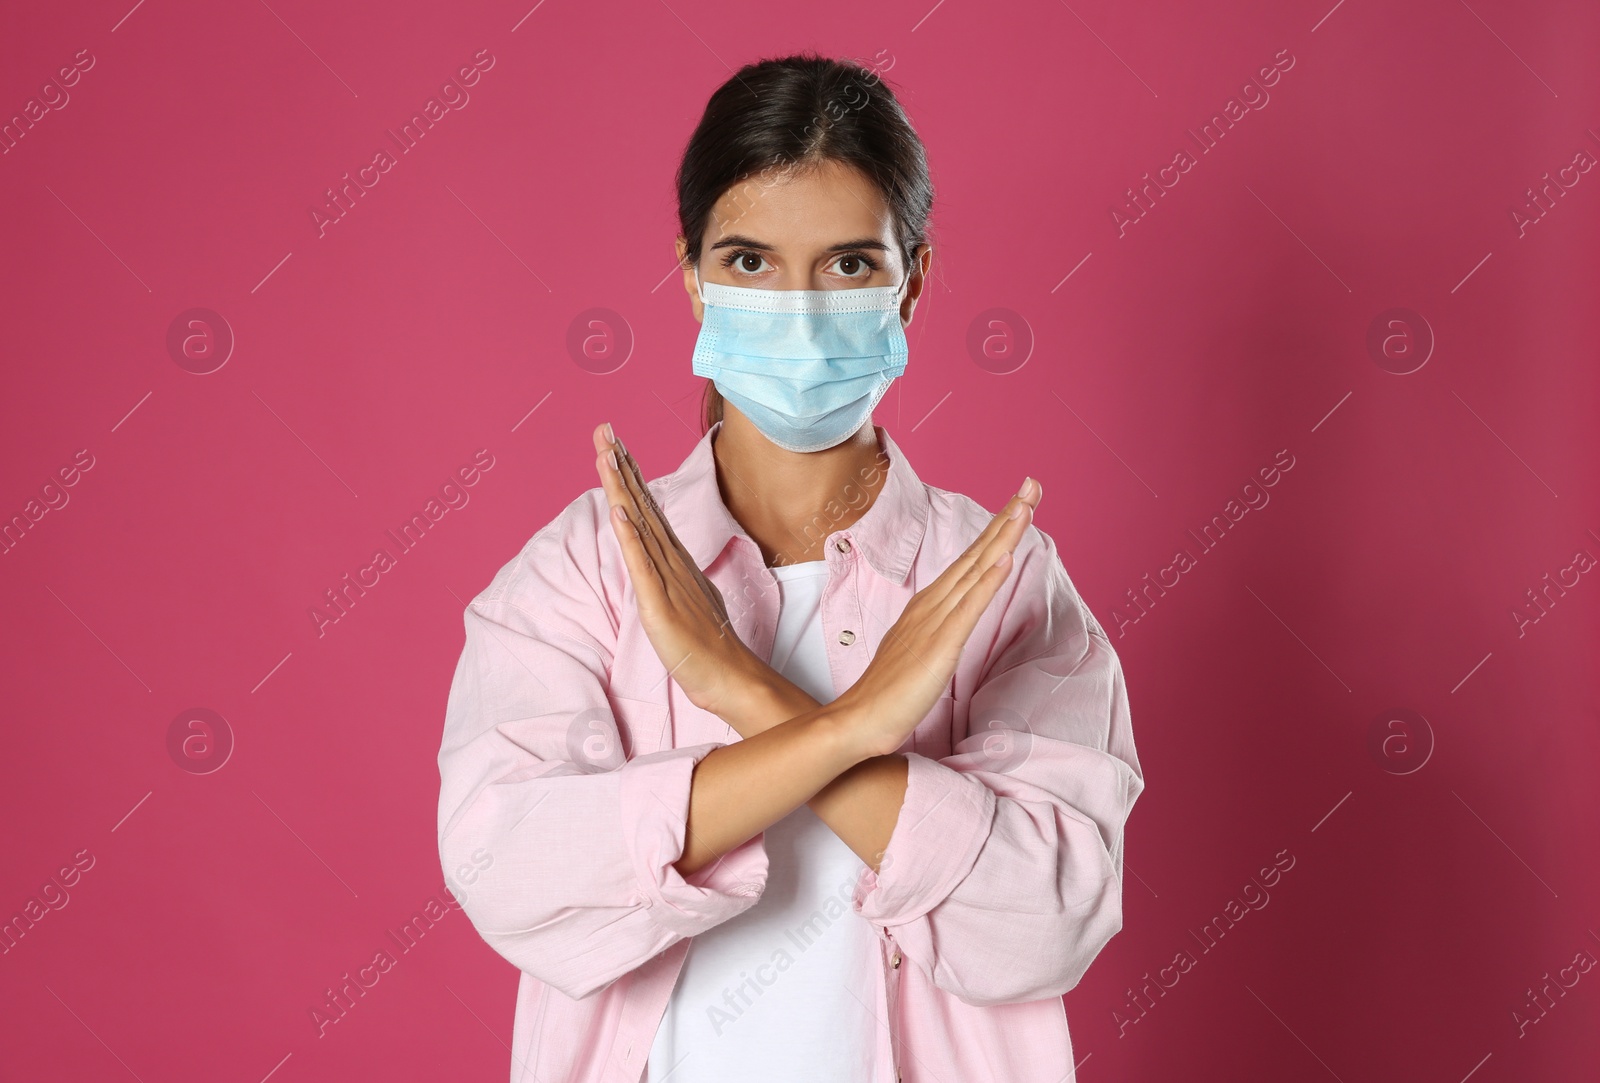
[604,691,671,761]
[663,683,741,750]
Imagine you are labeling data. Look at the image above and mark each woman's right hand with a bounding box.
[593,422,771,722]
[832,477,1043,760]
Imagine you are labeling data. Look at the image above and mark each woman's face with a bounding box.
[677,158,929,325]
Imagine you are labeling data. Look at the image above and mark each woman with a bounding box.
[437,53,1144,1083]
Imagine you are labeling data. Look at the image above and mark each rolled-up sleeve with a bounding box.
[437,499,768,1002]
[853,525,1144,1007]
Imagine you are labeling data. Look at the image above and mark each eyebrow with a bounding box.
[707,233,892,255]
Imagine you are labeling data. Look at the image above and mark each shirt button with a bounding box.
[835,537,852,554]
[891,952,901,969]
[838,629,856,646]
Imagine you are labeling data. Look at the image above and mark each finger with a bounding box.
[953,479,1040,575]
[611,433,706,594]
[945,499,1031,605]
[592,440,636,527]
[596,444,671,574]
[926,479,1041,605]
[939,550,1017,650]
[594,425,670,562]
[615,471,682,591]
[604,485,668,610]
[588,422,668,566]
[611,439,664,538]
[612,434,693,568]
[930,495,1037,627]
[852,492,1030,712]
[593,444,641,544]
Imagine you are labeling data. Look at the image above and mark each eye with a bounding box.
[719,249,774,277]
[829,253,883,280]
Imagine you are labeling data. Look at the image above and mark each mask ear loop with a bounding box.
[890,268,913,313]
[887,270,912,339]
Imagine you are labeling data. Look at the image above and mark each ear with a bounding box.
[676,235,704,323]
[900,242,933,327]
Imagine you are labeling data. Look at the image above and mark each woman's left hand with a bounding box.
[592,422,766,720]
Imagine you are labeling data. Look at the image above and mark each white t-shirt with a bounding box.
[646,560,879,1081]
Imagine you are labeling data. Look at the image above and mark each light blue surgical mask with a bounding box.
[692,265,910,453]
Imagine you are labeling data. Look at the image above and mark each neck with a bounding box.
[712,407,887,567]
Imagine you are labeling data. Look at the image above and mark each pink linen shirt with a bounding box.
[436,420,1145,1083]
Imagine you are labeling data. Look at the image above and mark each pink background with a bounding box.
[3,0,1597,1079]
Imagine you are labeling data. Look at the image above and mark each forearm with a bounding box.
[715,667,910,874]
[675,698,866,877]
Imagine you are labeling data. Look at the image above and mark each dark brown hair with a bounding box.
[675,52,935,433]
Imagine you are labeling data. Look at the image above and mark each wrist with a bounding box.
[812,692,883,766]
[714,649,797,735]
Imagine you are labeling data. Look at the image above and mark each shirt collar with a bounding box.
[660,420,930,585]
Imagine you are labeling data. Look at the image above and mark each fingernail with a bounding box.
[604,422,616,444]
[1009,502,1025,519]
[1017,477,1032,498]
[608,449,618,470]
